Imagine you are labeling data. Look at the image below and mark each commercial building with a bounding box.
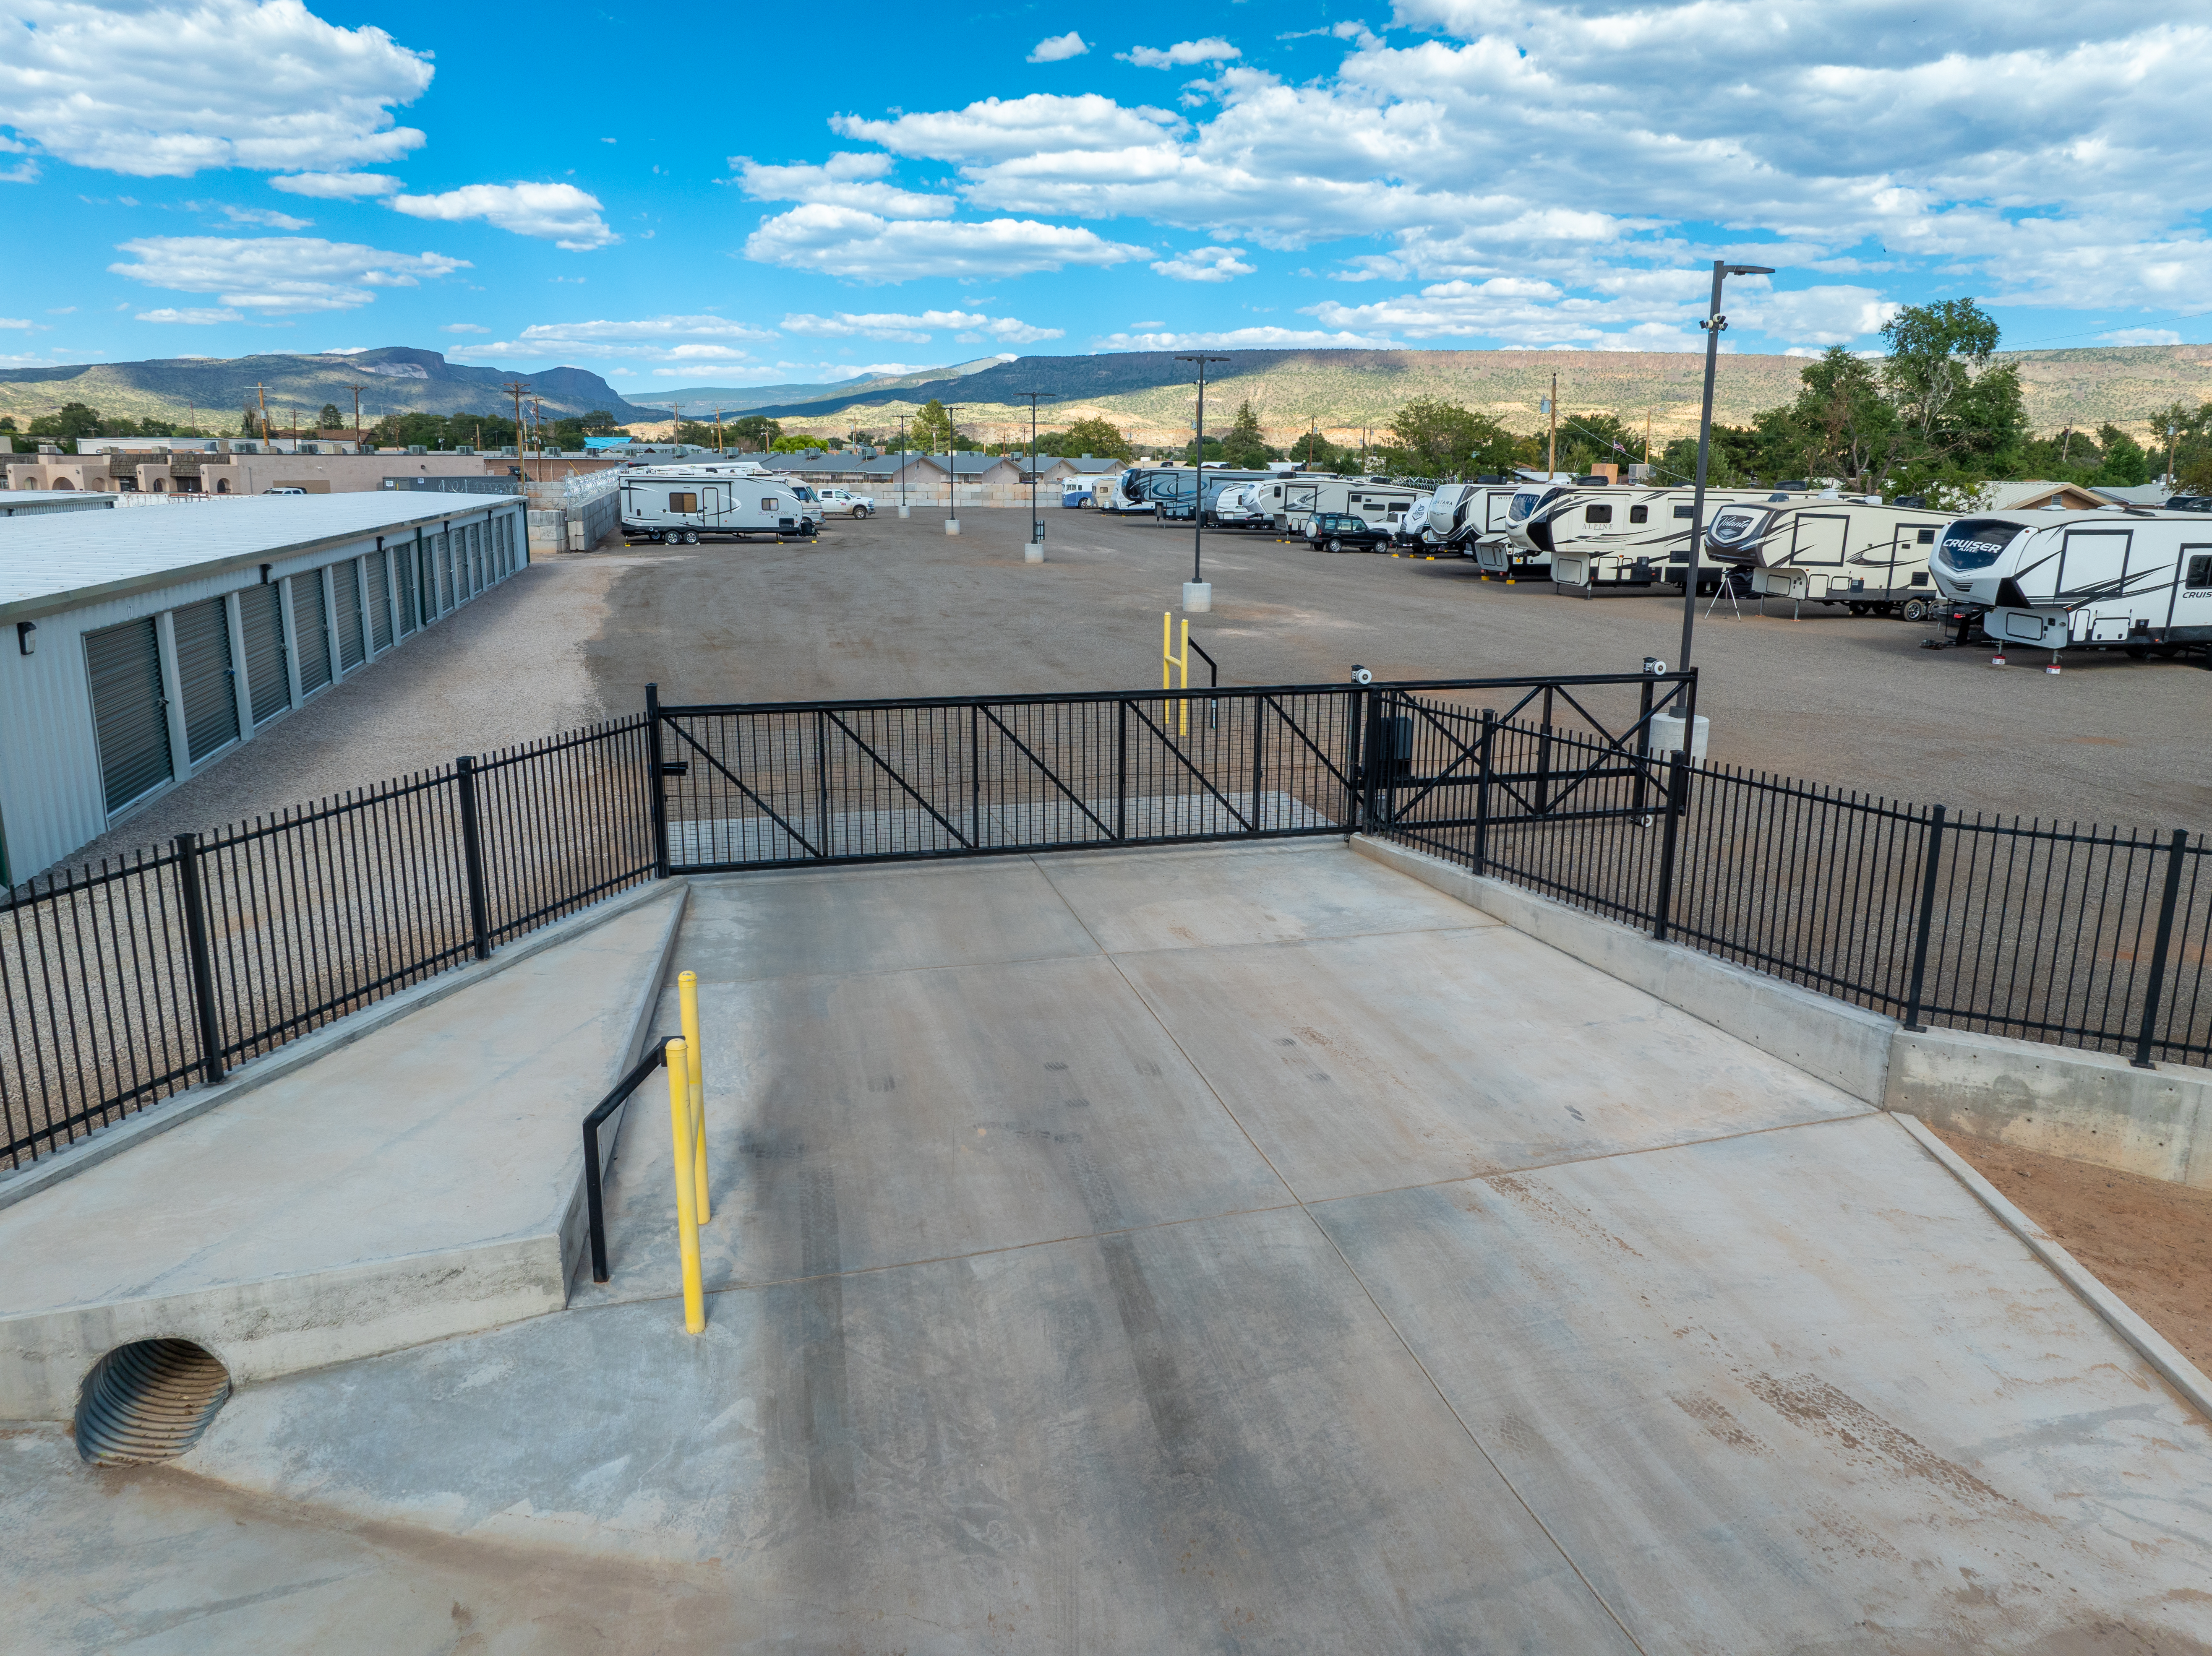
[0,493,527,885]
[6,441,621,497]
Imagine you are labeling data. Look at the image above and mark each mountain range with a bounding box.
[614,357,1012,414]
[0,346,660,430]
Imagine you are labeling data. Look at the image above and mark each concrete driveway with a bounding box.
[7,841,2210,1652]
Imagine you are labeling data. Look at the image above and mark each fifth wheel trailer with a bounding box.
[1703,497,1954,618]
[1521,485,1812,594]
[1929,508,2212,657]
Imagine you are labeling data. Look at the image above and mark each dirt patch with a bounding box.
[1933,1127,2212,1373]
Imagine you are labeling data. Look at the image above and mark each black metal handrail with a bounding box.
[581,1036,671,1284]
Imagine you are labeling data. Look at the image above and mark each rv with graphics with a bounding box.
[1423,479,1552,571]
[1251,474,1424,535]
[620,463,822,543]
[1521,484,1811,594]
[1928,509,2212,658]
[1702,497,1953,619]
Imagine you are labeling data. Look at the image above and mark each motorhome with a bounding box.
[1102,466,1189,515]
[1928,508,2212,658]
[1702,497,1953,619]
[1250,474,1423,535]
[1153,468,1283,523]
[620,464,822,543]
[1523,485,1809,594]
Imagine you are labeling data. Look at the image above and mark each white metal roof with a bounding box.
[0,492,511,620]
[0,491,118,515]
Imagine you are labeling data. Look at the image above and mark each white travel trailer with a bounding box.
[1928,508,2212,658]
[1423,481,1546,572]
[620,464,821,543]
[1249,474,1423,535]
[1525,486,1808,594]
[1702,497,1953,619]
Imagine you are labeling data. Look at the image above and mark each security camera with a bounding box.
[1642,656,1666,675]
[1350,665,1373,685]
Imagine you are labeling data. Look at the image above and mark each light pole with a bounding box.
[1677,259,1775,685]
[943,403,960,536]
[1174,353,1229,610]
[896,415,910,518]
[1009,390,1057,560]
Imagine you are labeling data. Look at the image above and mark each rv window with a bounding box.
[2188,553,2212,587]
[1673,505,1693,519]
[761,497,779,511]
[668,492,698,512]
[1629,505,1648,523]
[1585,504,1613,523]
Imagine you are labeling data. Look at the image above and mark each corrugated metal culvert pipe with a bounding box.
[74,1339,232,1465]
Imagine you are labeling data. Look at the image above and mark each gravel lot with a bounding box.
[66,506,2212,870]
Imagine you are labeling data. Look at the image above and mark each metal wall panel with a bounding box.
[172,596,238,763]
[396,540,420,636]
[332,556,365,671]
[368,549,394,650]
[238,582,290,725]
[84,617,172,813]
[290,571,332,695]
[438,531,456,613]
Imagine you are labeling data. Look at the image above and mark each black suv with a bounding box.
[1305,513,1393,553]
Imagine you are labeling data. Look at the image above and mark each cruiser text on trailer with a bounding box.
[1929,509,2212,659]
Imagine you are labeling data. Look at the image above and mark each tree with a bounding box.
[29,402,102,445]
[771,432,823,452]
[1036,415,1131,461]
[908,398,959,453]
[579,409,618,436]
[1389,398,1513,479]
[1217,401,1277,469]
[318,402,344,430]
[1781,348,1894,488]
[2092,423,2151,487]
[730,414,781,450]
[1882,298,2001,443]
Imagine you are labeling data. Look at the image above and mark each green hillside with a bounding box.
[616,357,1008,413]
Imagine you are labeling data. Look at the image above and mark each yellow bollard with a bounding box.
[1161,612,1189,739]
[678,970,709,1224]
[666,1039,706,1333]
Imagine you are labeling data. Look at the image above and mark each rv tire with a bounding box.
[1847,602,1870,616]
[1902,597,1932,622]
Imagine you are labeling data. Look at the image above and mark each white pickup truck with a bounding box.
[811,487,876,518]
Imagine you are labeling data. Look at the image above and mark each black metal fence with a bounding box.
[2,718,654,1170]
[8,670,2208,1175]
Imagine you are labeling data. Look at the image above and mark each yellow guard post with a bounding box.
[678,970,709,1224]
[665,1037,706,1333]
[1161,611,1189,739]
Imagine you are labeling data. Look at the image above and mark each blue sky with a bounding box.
[5,0,2211,393]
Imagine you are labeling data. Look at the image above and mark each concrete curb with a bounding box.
[1348,834,1896,1103]
[0,877,682,1215]
[1893,1112,2212,1426]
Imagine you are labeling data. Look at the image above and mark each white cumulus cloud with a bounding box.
[482,315,777,363]
[390,182,617,250]
[2100,327,2185,347]
[0,0,430,178]
[136,307,245,324]
[109,235,467,313]
[1119,38,1240,69]
[271,171,403,198]
[1028,31,1088,63]
[733,153,955,217]
[1094,325,1398,350]
[781,310,1062,344]
[743,205,1149,281]
[1152,246,1255,283]
[440,322,489,333]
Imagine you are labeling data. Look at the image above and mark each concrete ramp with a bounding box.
[0,885,684,1418]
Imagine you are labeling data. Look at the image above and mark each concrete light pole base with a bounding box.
[945,518,961,536]
[1024,543,1044,563]
[1182,581,1213,613]
[897,505,910,519]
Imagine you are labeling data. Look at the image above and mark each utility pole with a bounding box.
[344,383,365,443]
[1008,390,1057,553]
[255,381,270,444]
[2168,423,2178,491]
[1173,353,1230,602]
[532,396,545,460]
[713,406,724,456]
[1644,410,1652,467]
[1547,372,1557,475]
[944,404,960,535]
[503,381,530,468]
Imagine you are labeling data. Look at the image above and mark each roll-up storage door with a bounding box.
[438,532,456,613]
[394,542,418,637]
[332,557,365,671]
[367,549,393,650]
[470,524,484,594]
[172,596,238,763]
[85,617,173,813]
[290,571,331,695]
[238,582,290,724]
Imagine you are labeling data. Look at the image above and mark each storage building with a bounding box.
[1,490,117,520]
[0,492,527,885]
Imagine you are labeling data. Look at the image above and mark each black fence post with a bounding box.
[1903,804,1947,1031]
[172,831,225,1086]
[644,682,671,879]
[1651,752,1689,943]
[2132,828,2190,1069]
[1116,697,1128,841]
[454,755,493,961]
[1344,682,1367,834]
[1472,708,1495,877]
